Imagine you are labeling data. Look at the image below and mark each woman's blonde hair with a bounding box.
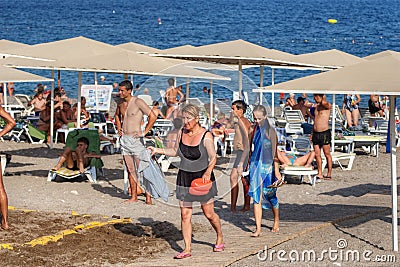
[181,104,200,119]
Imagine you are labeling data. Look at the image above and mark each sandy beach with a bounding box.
[0,137,399,266]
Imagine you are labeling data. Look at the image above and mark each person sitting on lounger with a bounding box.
[52,137,100,173]
[277,149,315,168]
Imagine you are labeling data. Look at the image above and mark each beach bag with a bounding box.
[189,178,212,196]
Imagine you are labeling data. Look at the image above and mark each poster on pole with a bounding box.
[81,84,113,111]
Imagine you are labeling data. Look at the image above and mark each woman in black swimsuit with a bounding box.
[149,104,224,259]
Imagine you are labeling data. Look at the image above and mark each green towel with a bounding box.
[65,129,103,168]
[27,124,47,140]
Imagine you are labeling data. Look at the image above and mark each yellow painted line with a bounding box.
[71,210,79,216]
[8,206,37,213]
[23,217,132,248]
[0,244,13,250]
[2,207,133,251]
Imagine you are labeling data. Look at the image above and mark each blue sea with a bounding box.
[1,0,400,107]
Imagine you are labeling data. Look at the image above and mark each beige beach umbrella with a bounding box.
[151,39,322,116]
[4,36,119,61]
[0,65,52,112]
[294,49,367,69]
[0,65,50,83]
[0,39,30,56]
[2,37,230,147]
[161,44,198,55]
[364,50,400,61]
[115,42,161,54]
[255,53,400,94]
[2,36,123,147]
[255,53,400,251]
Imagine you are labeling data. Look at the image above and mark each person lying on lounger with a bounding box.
[52,137,101,173]
[277,149,315,168]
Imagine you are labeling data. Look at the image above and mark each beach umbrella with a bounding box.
[151,39,324,115]
[272,49,366,119]
[4,36,119,61]
[0,39,30,57]
[294,49,366,69]
[115,42,161,54]
[149,44,257,123]
[0,65,52,112]
[161,44,198,55]
[254,52,400,251]
[364,50,400,61]
[2,36,230,147]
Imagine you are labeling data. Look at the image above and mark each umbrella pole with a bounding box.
[209,70,213,125]
[3,83,7,112]
[271,68,275,116]
[50,70,55,149]
[94,72,99,112]
[259,65,264,105]
[389,95,398,251]
[77,72,82,128]
[185,78,190,104]
[57,70,61,88]
[331,94,336,152]
[238,61,242,100]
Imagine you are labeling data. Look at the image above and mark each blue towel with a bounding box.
[139,150,170,202]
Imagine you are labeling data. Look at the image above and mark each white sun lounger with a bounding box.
[280,165,318,186]
[321,151,356,171]
[47,166,99,183]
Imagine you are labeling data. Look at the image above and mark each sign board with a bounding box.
[81,84,113,111]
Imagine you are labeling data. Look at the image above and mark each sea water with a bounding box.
[1,0,399,107]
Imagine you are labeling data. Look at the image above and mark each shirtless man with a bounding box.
[0,106,16,230]
[230,100,253,212]
[165,78,184,119]
[311,94,332,180]
[53,137,100,173]
[115,80,157,204]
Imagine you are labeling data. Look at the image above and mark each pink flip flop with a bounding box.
[174,252,191,259]
[213,243,225,252]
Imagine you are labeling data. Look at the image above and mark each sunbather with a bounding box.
[52,137,100,173]
[277,149,315,168]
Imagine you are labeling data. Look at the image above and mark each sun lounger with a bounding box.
[280,165,318,186]
[47,129,104,183]
[47,166,98,183]
[284,109,305,135]
[1,154,7,175]
[13,94,35,117]
[21,124,47,144]
[153,119,174,138]
[223,131,235,156]
[344,135,385,157]
[321,151,356,171]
